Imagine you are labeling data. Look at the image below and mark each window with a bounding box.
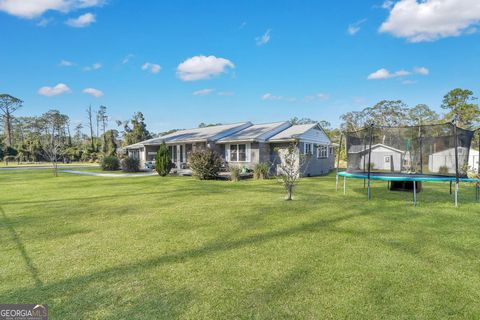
[329,146,333,156]
[168,146,177,163]
[304,143,313,155]
[317,145,328,158]
[228,144,250,162]
[384,156,390,163]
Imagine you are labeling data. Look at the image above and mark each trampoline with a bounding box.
[335,122,480,206]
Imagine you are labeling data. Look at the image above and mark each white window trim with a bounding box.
[226,143,251,162]
[317,145,328,158]
[304,143,313,155]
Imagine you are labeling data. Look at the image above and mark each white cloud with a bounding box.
[66,12,95,27]
[37,17,51,26]
[141,62,161,74]
[347,19,367,35]
[304,93,330,102]
[261,93,300,102]
[367,68,411,80]
[83,62,102,71]
[177,55,234,81]
[38,83,71,96]
[0,0,104,19]
[380,0,480,42]
[58,59,73,67]
[261,93,282,101]
[255,29,271,45]
[381,0,394,9]
[193,88,214,96]
[218,91,235,96]
[414,66,429,75]
[122,54,134,64]
[82,87,103,97]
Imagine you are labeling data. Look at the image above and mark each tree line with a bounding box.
[0,94,152,164]
[1,88,478,166]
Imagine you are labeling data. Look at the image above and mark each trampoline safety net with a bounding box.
[346,123,478,178]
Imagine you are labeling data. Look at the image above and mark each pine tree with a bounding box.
[155,143,172,176]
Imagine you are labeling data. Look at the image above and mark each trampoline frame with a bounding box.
[335,122,480,207]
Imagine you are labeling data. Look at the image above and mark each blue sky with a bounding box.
[1,0,480,132]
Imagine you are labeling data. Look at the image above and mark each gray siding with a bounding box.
[299,142,335,176]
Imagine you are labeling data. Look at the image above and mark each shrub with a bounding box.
[155,143,173,176]
[229,165,241,182]
[189,149,222,180]
[101,156,120,171]
[438,165,449,174]
[121,157,140,172]
[254,162,269,179]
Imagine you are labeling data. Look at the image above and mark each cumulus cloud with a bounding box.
[367,66,429,80]
[414,66,429,75]
[367,68,411,80]
[380,0,480,42]
[177,55,235,81]
[141,62,161,74]
[58,59,73,67]
[193,88,214,96]
[255,29,271,45]
[82,87,103,97]
[83,62,102,71]
[38,83,71,96]
[66,12,95,27]
[304,93,330,102]
[347,19,367,35]
[0,0,104,19]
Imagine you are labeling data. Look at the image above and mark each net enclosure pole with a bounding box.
[336,133,343,192]
[453,121,460,207]
[413,180,417,206]
[477,130,480,201]
[418,126,423,174]
[367,124,374,200]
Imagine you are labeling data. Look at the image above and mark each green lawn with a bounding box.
[0,162,98,167]
[1,170,480,319]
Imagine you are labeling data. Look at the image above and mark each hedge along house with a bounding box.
[124,121,335,176]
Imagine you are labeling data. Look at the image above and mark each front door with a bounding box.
[384,155,391,170]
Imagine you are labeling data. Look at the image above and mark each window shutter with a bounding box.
[246,144,251,162]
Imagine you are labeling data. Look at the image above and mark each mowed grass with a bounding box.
[1,170,480,319]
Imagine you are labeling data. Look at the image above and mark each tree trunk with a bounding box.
[286,184,293,200]
[4,114,12,147]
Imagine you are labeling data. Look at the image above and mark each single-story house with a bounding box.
[428,147,479,174]
[347,143,406,172]
[124,121,335,176]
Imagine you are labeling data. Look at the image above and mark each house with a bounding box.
[347,143,405,172]
[428,147,479,174]
[124,121,335,176]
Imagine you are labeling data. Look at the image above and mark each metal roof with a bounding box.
[217,121,291,143]
[124,122,252,148]
[267,123,319,142]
